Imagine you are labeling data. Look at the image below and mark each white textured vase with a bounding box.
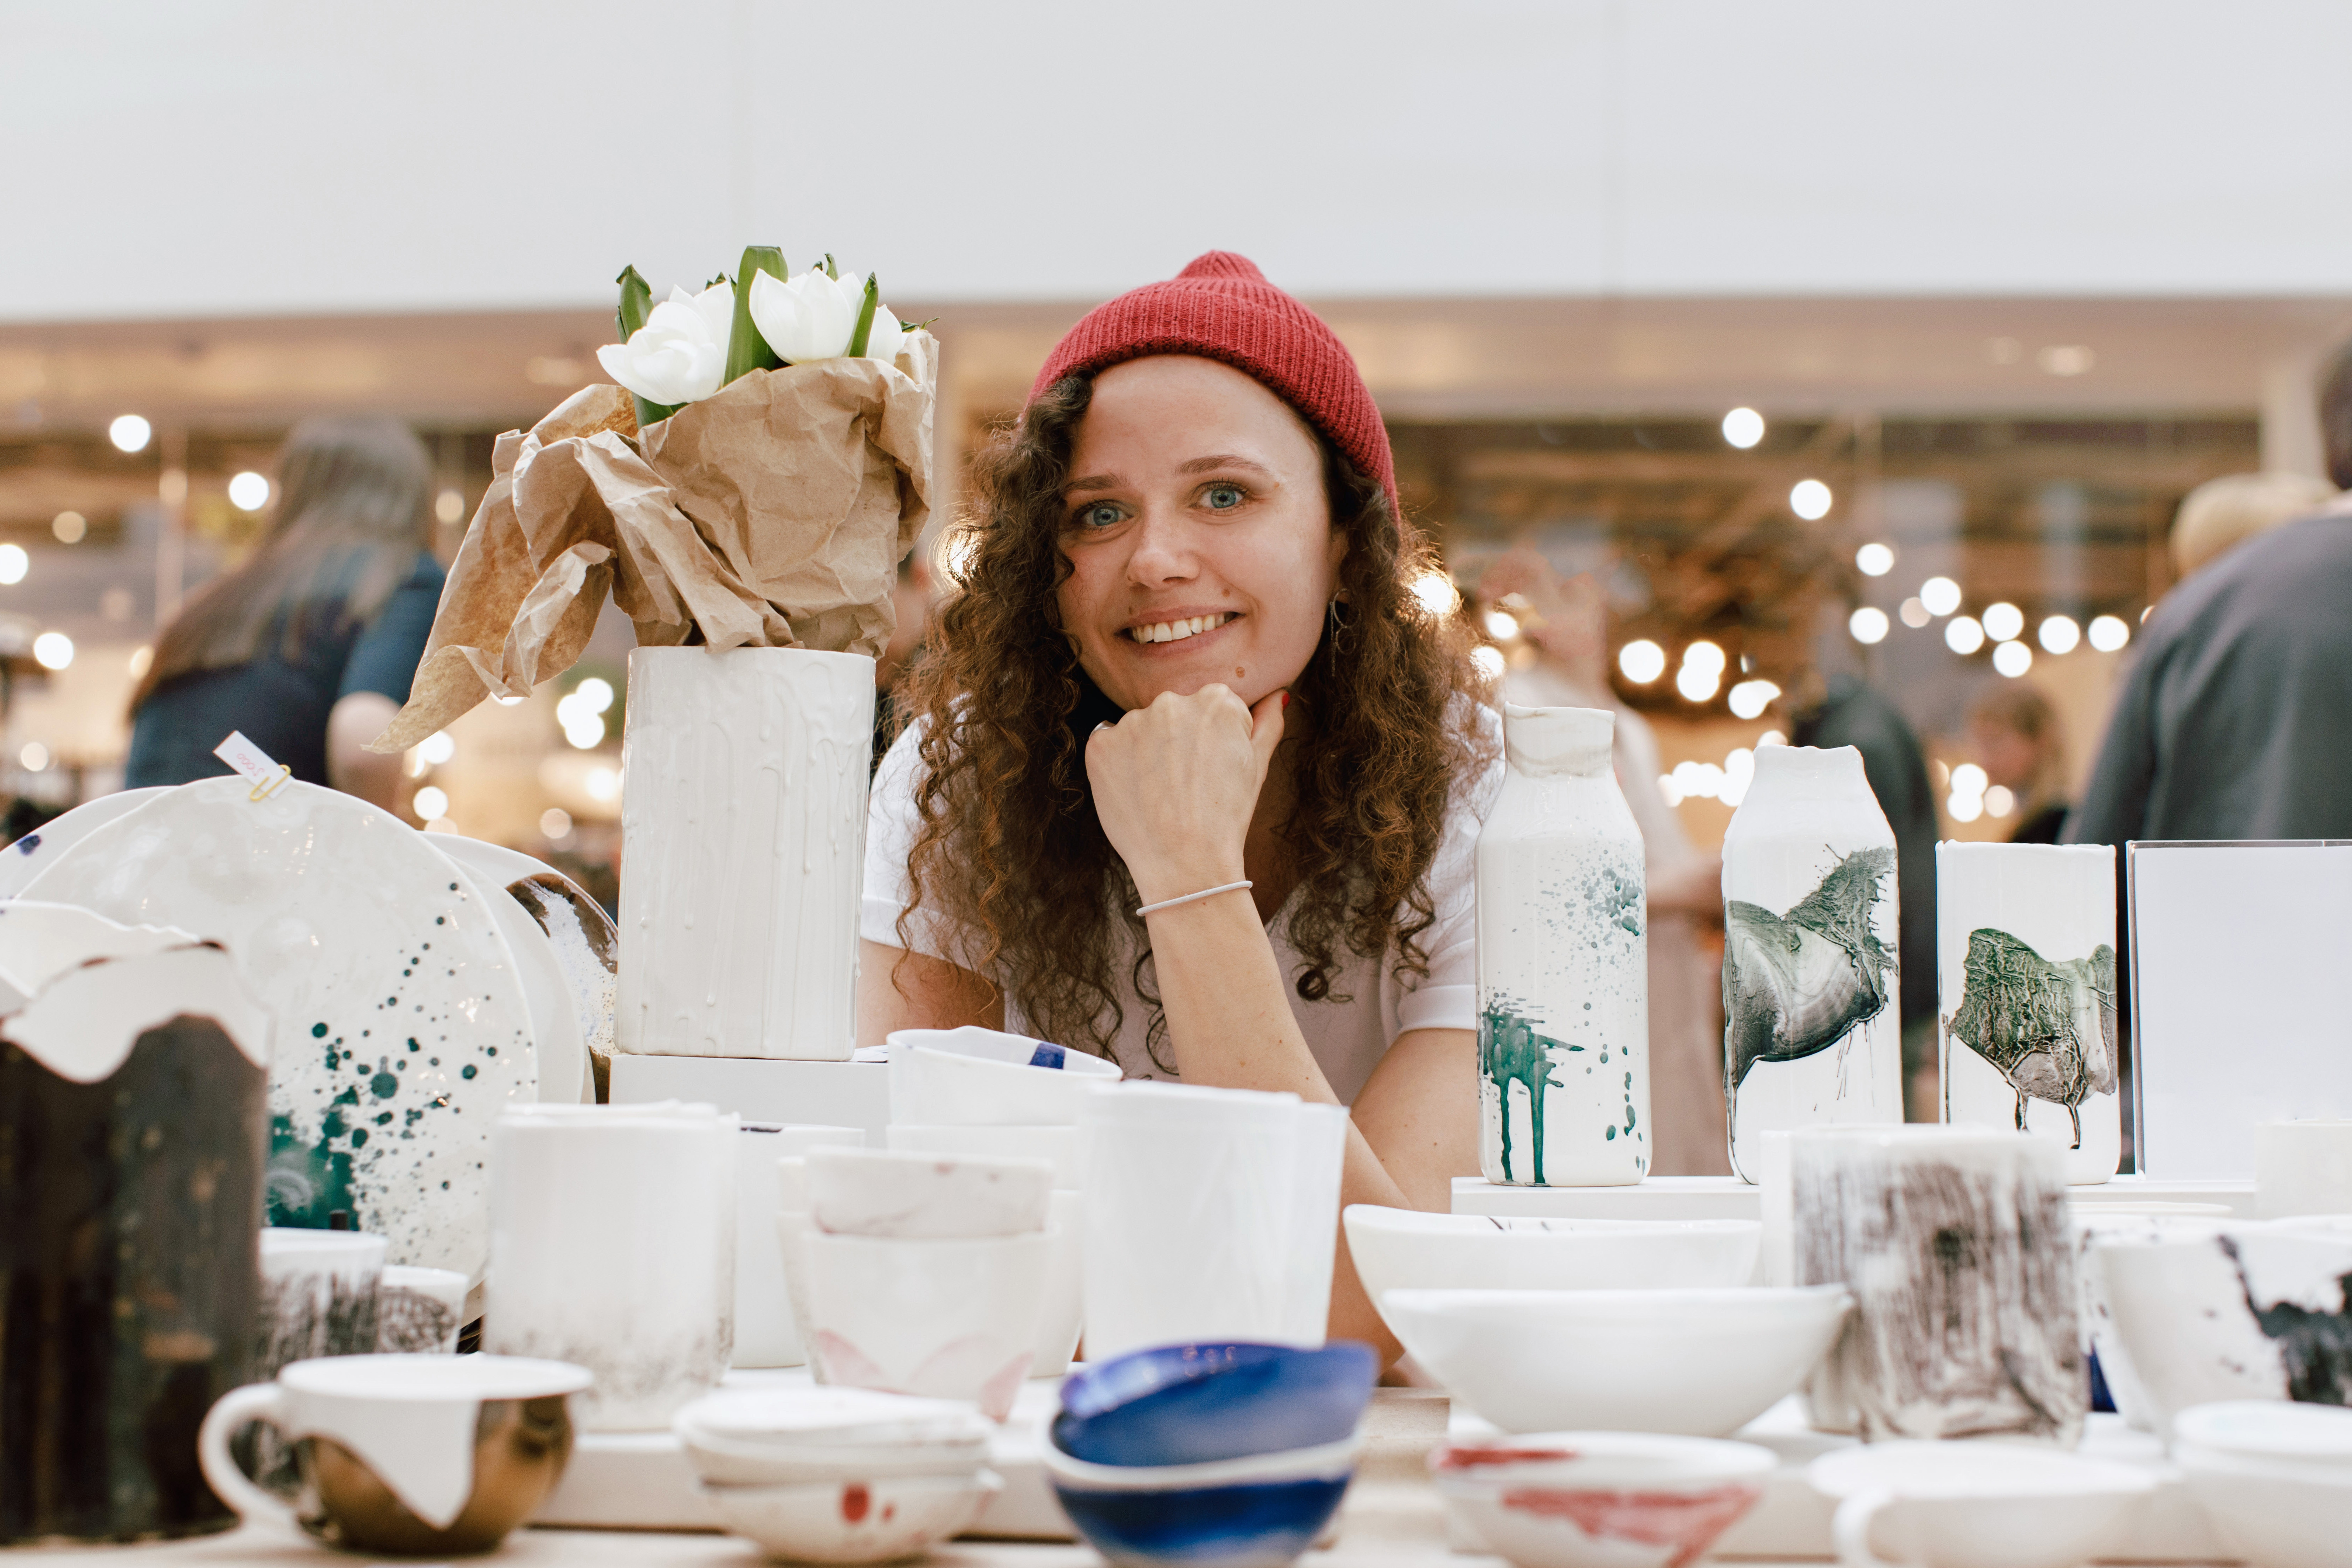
[1475,704,1650,1186]
[1721,744,1904,1183]
[1937,842,2120,1184]
[617,646,875,1060]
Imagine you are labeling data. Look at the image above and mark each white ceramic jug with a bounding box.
[1721,744,1903,1181]
[1475,704,1650,1187]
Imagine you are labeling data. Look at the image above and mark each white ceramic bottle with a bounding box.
[1721,744,1904,1181]
[1937,841,2121,1184]
[1475,704,1650,1187]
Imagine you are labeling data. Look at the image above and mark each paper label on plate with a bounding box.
[213,731,285,790]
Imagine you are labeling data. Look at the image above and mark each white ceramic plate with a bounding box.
[20,777,537,1280]
[427,835,614,1095]
[426,840,588,1105]
[0,787,171,900]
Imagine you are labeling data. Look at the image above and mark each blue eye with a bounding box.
[1078,503,1124,529]
[1204,484,1244,511]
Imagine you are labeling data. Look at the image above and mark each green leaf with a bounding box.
[845,273,881,358]
[613,266,675,429]
[823,253,838,280]
[724,245,788,386]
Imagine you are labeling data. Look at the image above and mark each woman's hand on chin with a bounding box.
[1087,683,1286,906]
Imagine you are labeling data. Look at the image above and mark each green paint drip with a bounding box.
[265,1112,357,1229]
[1480,1002,1567,1184]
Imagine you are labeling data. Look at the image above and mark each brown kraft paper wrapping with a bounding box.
[372,331,936,753]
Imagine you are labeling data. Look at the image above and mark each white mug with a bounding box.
[258,1228,386,1376]
[375,1265,468,1355]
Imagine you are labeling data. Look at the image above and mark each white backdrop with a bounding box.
[5,0,2352,320]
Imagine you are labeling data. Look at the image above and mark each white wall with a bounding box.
[6,0,2351,321]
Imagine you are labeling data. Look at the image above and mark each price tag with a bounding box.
[213,731,291,799]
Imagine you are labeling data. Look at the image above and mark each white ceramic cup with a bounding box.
[375,1265,468,1355]
[806,1145,1055,1239]
[2257,1119,2352,1219]
[799,1229,1050,1420]
[887,1123,1086,1191]
[885,1027,1121,1126]
[1032,1190,1085,1379]
[197,1353,590,1554]
[258,1229,388,1376]
[1811,1441,2154,1568]
[736,1124,864,1368]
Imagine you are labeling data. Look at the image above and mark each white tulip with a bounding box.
[596,281,734,406]
[749,267,859,364]
[862,298,907,366]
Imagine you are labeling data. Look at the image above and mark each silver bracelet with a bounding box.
[1135,879,1253,918]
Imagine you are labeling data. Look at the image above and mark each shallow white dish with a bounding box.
[1383,1285,1851,1437]
[0,786,170,900]
[1809,1440,2154,1568]
[1344,1206,1762,1305]
[21,777,538,1279]
[702,1468,1002,1563]
[2174,1441,2352,1568]
[1432,1432,1775,1568]
[427,834,614,1092]
[2175,1400,2352,1467]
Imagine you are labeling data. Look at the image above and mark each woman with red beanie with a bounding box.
[858,253,1497,1357]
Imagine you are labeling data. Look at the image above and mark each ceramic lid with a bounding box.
[675,1387,992,1451]
[1501,703,1613,778]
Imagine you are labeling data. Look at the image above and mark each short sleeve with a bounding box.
[338,555,447,703]
[1389,704,1505,1037]
[861,721,981,964]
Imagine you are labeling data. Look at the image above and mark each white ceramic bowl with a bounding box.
[1382,1286,1852,1436]
[886,1026,1122,1126]
[2172,1443,2352,1568]
[1344,1206,1762,1305]
[800,1230,1051,1420]
[806,1145,1055,1239]
[2091,1224,2352,1428]
[1809,1441,2155,1568]
[674,1387,992,1486]
[2175,1400,2352,1467]
[702,1469,1001,1563]
[2068,1209,2230,1430]
[889,1123,1087,1191]
[1431,1432,1774,1568]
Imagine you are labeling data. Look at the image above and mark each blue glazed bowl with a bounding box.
[1043,1438,1356,1568]
[1054,1342,1378,1467]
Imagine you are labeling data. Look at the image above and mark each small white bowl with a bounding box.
[1382,1286,1851,1437]
[1431,1432,1775,1568]
[886,1027,1121,1126]
[674,1387,993,1486]
[702,1469,1001,1563]
[2175,1400,2352,1467]
[1809,1441,2154,1568]
[806,1145,1055,1239]
[2174,1443,2352,1568]
[1344,1206,1762,1301]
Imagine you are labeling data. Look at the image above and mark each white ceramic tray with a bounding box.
[1450,1172,2261,1221]
[533,1367,1073,1539]
[1441,1396,2233,1562]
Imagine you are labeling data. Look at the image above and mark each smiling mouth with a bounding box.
[1124,612,1237,646]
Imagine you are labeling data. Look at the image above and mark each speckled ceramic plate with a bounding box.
[0,786,171,900]
[20,777,536,1280]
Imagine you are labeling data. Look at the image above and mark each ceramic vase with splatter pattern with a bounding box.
[1937,842,2120,1184]
[1475,704,1650,1187]
[1720,744,1904,1183]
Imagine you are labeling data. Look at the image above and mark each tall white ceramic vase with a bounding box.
[616,646,875,1060]
[1476,705,1650,1187]
[1937,842,2120,1184]
[1721,744,1904,1182]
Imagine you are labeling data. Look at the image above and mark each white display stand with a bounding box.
[1449,1172,2259,1220]
[608,1053,890,1140]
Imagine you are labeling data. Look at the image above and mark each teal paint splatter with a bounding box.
[265,1112,358,1229]
[1480,1001,1567,1184]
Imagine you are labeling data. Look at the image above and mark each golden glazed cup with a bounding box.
[198,1354,591,1555]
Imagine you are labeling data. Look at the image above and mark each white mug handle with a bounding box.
[196,1382,299,1533]
[1834,1488,1908,1568]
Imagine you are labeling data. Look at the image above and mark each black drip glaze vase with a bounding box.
[1,1014,268,1543]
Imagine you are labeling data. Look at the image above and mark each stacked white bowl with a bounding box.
[2173,1401,2352,1568]
[674,1387,999,1562]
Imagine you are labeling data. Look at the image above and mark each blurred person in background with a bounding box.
[1968,683,2071,843]
[1478,547,1730,1175]
[2170,470,2338,581]
[2069,342,2352,848]
[1747,601,1940,1119]
[126,416,445,810]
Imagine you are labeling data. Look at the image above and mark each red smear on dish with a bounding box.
[1433,1445,1578,1472]
[1500,1485,1763,1568]
[841,1483,871,1523]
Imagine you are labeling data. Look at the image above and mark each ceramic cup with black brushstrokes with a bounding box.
[1794,1125,2084,1444]
[258,1229,387,1374]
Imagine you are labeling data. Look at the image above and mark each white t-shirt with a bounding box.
[861,708,1504,1105]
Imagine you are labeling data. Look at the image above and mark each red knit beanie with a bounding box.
[1027,251,1399,526]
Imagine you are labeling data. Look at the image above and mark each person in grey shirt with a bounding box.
[2067,343,2352,847]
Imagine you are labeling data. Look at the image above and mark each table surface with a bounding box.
[10,1389,2236,1567]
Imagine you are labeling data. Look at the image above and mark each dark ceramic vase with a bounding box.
[0,1018,268,1543]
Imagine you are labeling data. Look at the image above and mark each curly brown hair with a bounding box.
[894,372,1491,1065]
